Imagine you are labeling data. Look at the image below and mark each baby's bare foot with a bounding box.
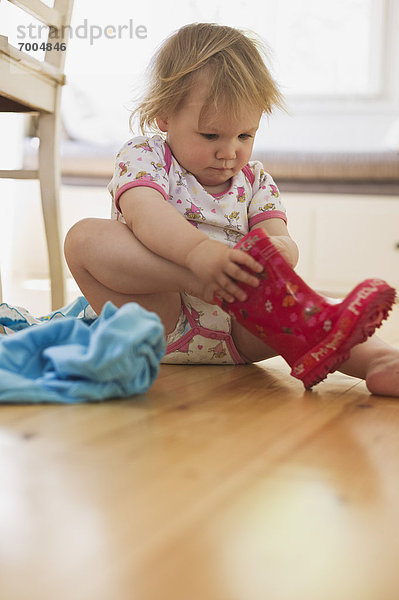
[366,350,399,397]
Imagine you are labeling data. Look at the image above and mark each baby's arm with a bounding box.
[250,218,299,268]
[119,187,263,303]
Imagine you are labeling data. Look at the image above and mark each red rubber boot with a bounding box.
[217,229,396,389]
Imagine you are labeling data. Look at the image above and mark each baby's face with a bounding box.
[157,80,261,193]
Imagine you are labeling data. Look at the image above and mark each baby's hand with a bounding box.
[185,239,263,304]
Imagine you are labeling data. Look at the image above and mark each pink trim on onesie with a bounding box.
[164,142,172,173]
[114,142,173,213]
[165,298,246,364]
[249,210,287,227]
[241,164,255,185]
[210,164,253,198]
[114,181,169,212]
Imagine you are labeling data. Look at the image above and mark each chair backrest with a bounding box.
[4,0,74,74]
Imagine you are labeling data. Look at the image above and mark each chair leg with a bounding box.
[38,99,66,310]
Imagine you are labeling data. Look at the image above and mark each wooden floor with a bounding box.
[0,306,399,600]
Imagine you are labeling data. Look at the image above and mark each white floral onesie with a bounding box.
[108,135,287,364]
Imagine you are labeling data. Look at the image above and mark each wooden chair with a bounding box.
[0,0,74,310]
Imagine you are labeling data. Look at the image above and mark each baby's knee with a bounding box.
[64,218,95,264]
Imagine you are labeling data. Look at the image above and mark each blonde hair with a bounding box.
[131,22,284,134]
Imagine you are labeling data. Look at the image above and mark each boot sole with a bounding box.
[290,279,397,389]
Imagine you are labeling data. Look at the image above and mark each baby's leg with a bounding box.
[64,218,202,333]
[337,334,399,397]
[232,318,399,397]
[231,319,278,362]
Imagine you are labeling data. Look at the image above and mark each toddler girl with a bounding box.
[64,22,399,396]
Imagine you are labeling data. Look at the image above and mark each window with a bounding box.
[145,0,389,100]
[2,0,390,98]
[266,0,385,98]
[2,0,397,150]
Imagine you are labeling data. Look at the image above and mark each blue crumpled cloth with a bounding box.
[0,297,165,403]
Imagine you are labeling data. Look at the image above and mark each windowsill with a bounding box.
[251,149,399,182]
